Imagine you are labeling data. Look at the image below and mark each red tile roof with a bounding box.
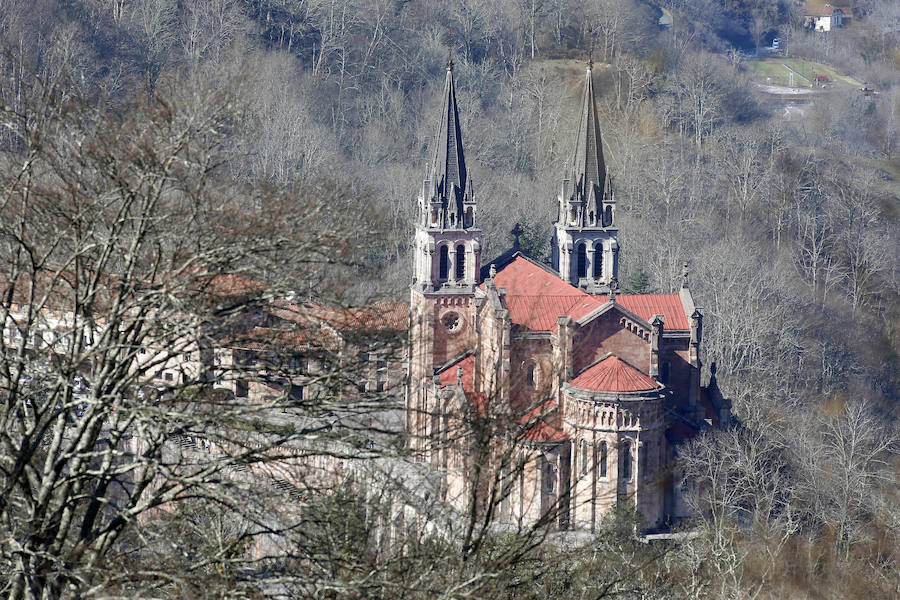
[267,300,408,333]
[520,419,569,443]
[569,355,662,393]
[485,256,690,332]
[491,256,586,296]
[504,295,598,331]
[616,294,690,331]
[438,353,475,394]
[517,400,568,443]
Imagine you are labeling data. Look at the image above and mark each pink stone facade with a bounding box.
[406,61,729,531]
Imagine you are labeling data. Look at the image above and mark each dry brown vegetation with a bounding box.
[0,0,898,598]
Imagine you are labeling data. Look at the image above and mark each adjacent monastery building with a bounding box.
[407,58,730,531]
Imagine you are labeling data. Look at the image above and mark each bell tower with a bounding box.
[551,60,618,293]
[412,59,481,292]
[408,58,482,453]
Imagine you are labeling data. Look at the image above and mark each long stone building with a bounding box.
[407,58,730,531]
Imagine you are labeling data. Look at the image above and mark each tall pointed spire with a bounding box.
[569,62,607,216]
[551,56,618,293]
[428,60,471,230]
[411,56,481,294]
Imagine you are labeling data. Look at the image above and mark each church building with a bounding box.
[407,58,729,531]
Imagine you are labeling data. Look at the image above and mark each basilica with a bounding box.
[406,58,730,530]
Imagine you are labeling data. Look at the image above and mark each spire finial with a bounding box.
[682,262,689,289]
[608,278,618,303]
[447,28,454,70]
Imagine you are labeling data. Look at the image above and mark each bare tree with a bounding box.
[0,59,391,598]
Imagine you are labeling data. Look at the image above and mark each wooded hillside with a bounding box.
[1,1,898,598]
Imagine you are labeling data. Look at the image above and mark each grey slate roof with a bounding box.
[429,62,470,225]
[563,64,612,224]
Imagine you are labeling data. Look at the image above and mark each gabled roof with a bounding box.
[266,300,408,334]
[482,255,691,332]
[520,419,569,443]
[618,294,690,331]
[516,400,568,443]
[576,300,650,330]
[569,354,662,393]
[437,353,475,394]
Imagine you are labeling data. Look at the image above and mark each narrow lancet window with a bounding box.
[455,245,465,280]
[600,441,608,478]
[576,244,587,279]
[439,245,449,280]
[621,441,632,480]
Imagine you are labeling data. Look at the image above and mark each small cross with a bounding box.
[510,223,524,249]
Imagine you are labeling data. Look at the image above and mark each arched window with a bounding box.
[589,211,594,224]
[576,243,587,279]
[439,245,449,280]
[593,245,602,278]
[604,205,613,227]
[455,245,466,280]
[599,441,608,478]
[582,440,588,476]
[526,363,536,389]
[430,207,438,226]
[621,441,632,480]
[465,207,474,227]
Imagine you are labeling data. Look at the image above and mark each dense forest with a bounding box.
[1,0,899,598]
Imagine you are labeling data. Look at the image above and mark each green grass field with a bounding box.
[744,57,862,89]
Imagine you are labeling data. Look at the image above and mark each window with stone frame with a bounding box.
[599,441,608,478]
[621,441,632,480]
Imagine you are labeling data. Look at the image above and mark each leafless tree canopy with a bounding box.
[0,0,898,598]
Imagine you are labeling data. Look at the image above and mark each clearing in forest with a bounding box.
[744,57,862,89]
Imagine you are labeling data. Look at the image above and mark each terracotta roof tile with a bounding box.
[267,300,408,333]
[616,294,690,331]
[438,353,475,394]
[518,400,568,443]
[485,256,690,332]
[569,355,662,393]
[520,419,569,442]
